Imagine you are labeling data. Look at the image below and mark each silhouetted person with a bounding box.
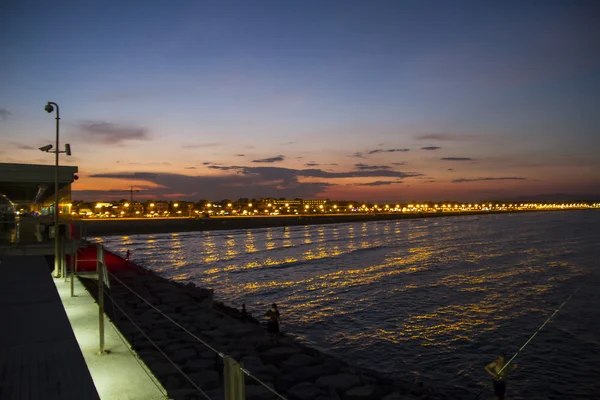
[265,303,281,345]
[125,249,130,261]
[485,353,517,400]
[241,304,248,322]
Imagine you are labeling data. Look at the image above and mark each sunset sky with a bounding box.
[2,1,599,202]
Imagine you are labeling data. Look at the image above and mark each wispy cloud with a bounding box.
[352,152,364,158]
[368,148,410,154]
[10,142,35,150]
[77,121,149,144]
[182,142,222,149]
[305,162,319,167]
[208,165,422,179]
[354,163,392,171]
[185,166,197,169]
[252,155,285,163]
[452,177,526,183]
[236,154,245,157]
[441,157,474,161]
[0,109,11,120]
[354,180,403,186]
[281,141,295,145]
[421,146,441,150]
[391,162,406,166]
[415,133,478,141]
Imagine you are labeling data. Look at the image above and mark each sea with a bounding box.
[95,210,600,399]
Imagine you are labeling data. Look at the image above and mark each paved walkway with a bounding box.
[0,255,99,400]
[55,273,167,400]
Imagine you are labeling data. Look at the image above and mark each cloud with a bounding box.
[83,163,426,201]
[252,155,285,163]
[183,142,222,149]
[185,166,197,169]
[202,162,213,165]
[77,121,149,144]
[281,141,295,145]
[391,162,406,166]
[415,133,478,141]
[352,152,364,158]
[0,109,11,120]
[452,177,526,183]
[368,148,410,154]
[447,168,455,171]
[236,154,245,157]
[354,180,403,186]
[421,146,441,150]
[88,169,332,200]
[10,142,35,150]
[305,162,320,167]
[441,157,474,161]
[354,163,392,171]
[207,165,422,179]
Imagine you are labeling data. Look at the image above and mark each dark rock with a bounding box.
[188,370,220,389]
[344,385,381,400]
[291,364,336,382]
[184,358,216,372]
[245,384,278,400]
[287,382,323,400]
[172,348,198,364]
[315,373,361,393]
[260,346,300,366]
[281,353,316,372]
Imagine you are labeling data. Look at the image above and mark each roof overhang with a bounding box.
[0,163,78,204]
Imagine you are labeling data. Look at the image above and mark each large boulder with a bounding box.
[259,346,300,366]
[315,373,361,393]
[291,364,336,382]
[245,384,278,400]
[287,382,323,400]
[184,358,216,372]
[344,385,381,400]
[188,370,220,390]
[281,353,316,372]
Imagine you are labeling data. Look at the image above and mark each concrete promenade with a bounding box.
[55,273,167,400]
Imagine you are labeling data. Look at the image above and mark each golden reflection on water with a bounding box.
[202,234,219,263]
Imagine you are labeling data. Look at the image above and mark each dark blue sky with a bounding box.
[2,1,599,201]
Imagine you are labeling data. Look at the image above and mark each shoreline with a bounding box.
[73,209,589,237]
[79,247,447,400]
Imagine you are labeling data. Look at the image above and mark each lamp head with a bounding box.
[65,144,72,156]
[39,144,53,152]
[44,104,54,113]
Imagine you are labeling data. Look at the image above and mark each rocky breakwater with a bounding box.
[80,264,447,400]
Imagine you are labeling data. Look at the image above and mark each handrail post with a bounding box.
[97,243,105,354]
[224,356,246,400]
[70,241,75,297]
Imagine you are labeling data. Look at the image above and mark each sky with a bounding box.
[2,0,599,202]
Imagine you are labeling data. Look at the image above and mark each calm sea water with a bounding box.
[96,210,600,399]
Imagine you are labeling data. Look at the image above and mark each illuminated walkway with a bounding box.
[55,273,167,400]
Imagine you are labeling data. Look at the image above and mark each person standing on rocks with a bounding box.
[265,303,281,345]
[485,353,517,400]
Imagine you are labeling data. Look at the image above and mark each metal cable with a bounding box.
[103,290,212,400]
[106,270,225,357]
[104,300,169,398]
[106,269,289,400]
[496,287,580,376]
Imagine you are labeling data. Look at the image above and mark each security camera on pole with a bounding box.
[41,102,72,277]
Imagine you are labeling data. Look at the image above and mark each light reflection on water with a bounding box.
[96,211,600,399]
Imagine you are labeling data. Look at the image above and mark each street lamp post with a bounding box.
[42,102,71,277]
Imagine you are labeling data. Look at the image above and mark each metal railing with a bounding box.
[73,242,287,400]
